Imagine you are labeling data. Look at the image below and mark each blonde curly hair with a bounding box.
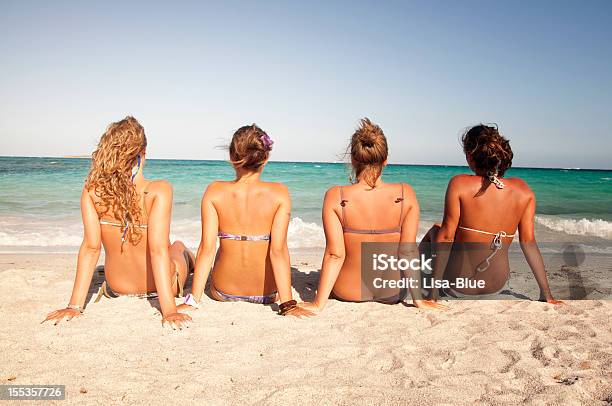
[86,116,148,247]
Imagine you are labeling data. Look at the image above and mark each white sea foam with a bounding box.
[0,216,327,251]
[3,214,610,253]
[0,229,83,247]
[287,217,325,249]
[535,216,612,240]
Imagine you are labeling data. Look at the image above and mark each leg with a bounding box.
[419,223,441,257]
[169,240,192,297]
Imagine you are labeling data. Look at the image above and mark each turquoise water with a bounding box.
[0,157,611,250]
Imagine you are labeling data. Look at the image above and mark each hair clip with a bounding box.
[260,134,274,151]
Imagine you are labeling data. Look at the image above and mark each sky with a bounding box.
[0,1,611,169]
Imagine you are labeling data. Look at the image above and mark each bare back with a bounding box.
[324,182,419,301]
[443,174,534,292]
[206,180,289,296]
[91,180,169,294]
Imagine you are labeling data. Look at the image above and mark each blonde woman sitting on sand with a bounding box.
[44,117,194,328]
[300,118,446,313]
[423,124,563,303]
[179,124,312,317]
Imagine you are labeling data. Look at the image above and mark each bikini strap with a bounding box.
[94,280,111,303]
[142,181,153,219]
[339,186,347,228]
[396,183,405,228]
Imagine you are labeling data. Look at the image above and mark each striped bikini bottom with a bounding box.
[213,285,277,304]
[94,269,183,302]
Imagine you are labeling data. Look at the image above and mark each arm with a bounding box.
[518,191,562,304]
[269,185,293,304]
[398,185,447,310]
[268,186,313,317]
[430,178,461,300]
[188,185,219,304]
[44,187,101,324]
[398,184,420,300]
[308,187,346,312]
[147,181,192,327]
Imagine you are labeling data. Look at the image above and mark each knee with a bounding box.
[171,240,186,253]
[427,223,441,238]
[420,223,441,244]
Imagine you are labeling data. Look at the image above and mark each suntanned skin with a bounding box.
[180,163,312,317]
[300,163,448,313]
[43,152,195,328]
[427,157,563,304]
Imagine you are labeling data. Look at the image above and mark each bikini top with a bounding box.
[340,183,405,234]
[457,226,516,274]
[218,231,271,241]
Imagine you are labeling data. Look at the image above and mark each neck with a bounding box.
[356,176,383,188]
[235,168,262,183]
[132,171,146,186]
[474,169,500,178]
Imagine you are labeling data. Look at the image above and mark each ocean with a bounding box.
[0,157,610,252]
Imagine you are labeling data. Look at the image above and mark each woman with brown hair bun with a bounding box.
[300,118,446,313]
[424,124,563,303]
[43,116,194,329]
[179,124,312,317]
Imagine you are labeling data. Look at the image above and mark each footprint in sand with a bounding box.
[500,349,521,373]
[530,338,551,366]
[366,351,403,373]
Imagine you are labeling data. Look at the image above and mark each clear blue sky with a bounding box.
[1,1,610,169]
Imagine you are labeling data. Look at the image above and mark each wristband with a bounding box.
[66,304,84,314]
[183,294,201,309]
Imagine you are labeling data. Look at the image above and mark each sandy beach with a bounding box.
[1,252,610,405]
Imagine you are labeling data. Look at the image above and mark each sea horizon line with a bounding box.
[0,155,610,172]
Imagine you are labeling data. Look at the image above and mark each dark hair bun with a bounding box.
[462,124,513,176]
[229,124,271,170]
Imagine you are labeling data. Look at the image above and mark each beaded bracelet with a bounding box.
[278,300,297,315]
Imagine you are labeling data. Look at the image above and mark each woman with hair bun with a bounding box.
[43,116,194,329]
[180,124,312,317]
[424,124,562,303]
[300,118,446,313]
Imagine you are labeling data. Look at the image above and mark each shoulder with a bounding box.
[324,185,343,201]
[505,176,531,189]
[263,181,289,194]
[448,174,475,186]
[398,182,416,198]
[505,177,534,198]
[147,180,173,196]
[446,174,467,192]
[446,174,479,194]
[203,180,229,196]
[263,182,290,205]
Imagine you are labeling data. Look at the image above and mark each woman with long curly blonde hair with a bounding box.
[44,116,194,328]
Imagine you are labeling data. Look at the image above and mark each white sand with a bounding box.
[1,253,611,405]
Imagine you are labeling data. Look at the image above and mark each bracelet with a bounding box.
[66,304,84,314]
[183,294,201,309]
[278,300,297,315]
